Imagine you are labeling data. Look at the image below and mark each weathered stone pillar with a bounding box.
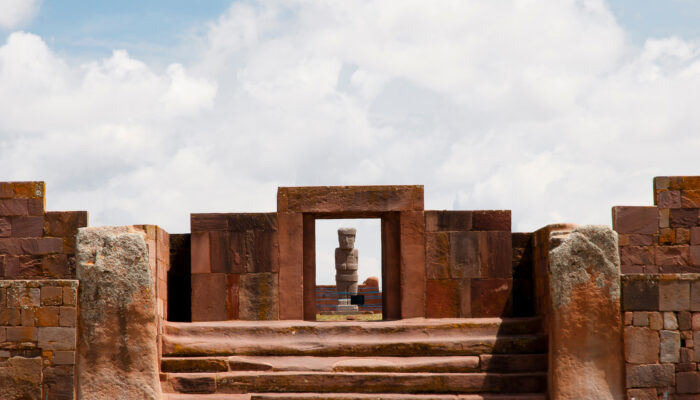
[547,225,624,400]
[76,226,161,400]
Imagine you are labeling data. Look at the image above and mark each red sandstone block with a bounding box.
[36,307,59,326]
[21,308,34,326]
[191,213,228,231]
[449,232,480,278]
[660,208,670,228]
[228,213,278,232]
[226,274,239,320]
[2,256,19,278]
[0,183,13,198]
[59,306,76,327]
[38,327,75,350]
[0,199,28,216]
[625,234,654,246]
[0,238,22,254]
[0,308,20,326]
[277,212,303,320]
[399,211,426,318]
[425,232,450,279]
[660,280,690,311]
[62,287,76,306]
[248,231,279,273]
[618,234,630,246]
[10,216,43,237]
[681,347,694,363]
[190,232,210,274]
[6,326,37,342]
[624,326,659,363]
[26,199,43,216]
[680,311,692,330]
[9,182,44,199]
[657,190,682,208]
[425,279,460,318]
[690,246,700,266]
[659,228,675,245]
[18,255,42,278]
[471,210,510,231]
[682,191,700,208]
[41,286,63,306]
[670,177,700,190]
[656,245,689,266]
[678,228,692,244]
[620,246,655,265]
[677,371,700,394]
[613,206,659,234]
[626,363,674,387]
[0,217,9,237]
[470,278,512,317]
[42,211,89,238]
[671,209,699,228]
[191,273,227,321]
[41,254,69,278]
[459,278,471,318]
[656,177,671,190]
[53,351,75,365]
[278,185,423,213]
[482,231,512,278]
[209,231,229,273]
[43,211,88,253]
[20,238,62,255]
[691,227,700,245]
[424,211,472,232]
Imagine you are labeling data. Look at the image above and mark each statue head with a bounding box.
[338,227,356,249]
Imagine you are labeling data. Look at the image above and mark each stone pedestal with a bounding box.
[546,225,624,400]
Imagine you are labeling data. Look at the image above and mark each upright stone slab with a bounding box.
[547,225,624,400]
[75,226,161,400]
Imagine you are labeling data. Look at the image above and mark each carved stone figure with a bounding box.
[335,228,359,311]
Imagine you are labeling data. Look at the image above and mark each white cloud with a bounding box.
[0,0,41,30]
[1,0,700,273]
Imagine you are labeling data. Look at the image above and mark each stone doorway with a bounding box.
[276,185,426,321]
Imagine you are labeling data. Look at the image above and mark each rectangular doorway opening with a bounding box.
[314,218,382,321]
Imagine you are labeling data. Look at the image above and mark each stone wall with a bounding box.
[134,225,170,359]
[0,181,88,279]
[0,279,78,400]
[190,213,279,321]
[423,210,514,317]
[0,182,87,399]
[614,176,700,275]
[622,274,700,398]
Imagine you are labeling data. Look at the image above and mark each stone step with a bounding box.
[163,334,546,357]
[164,371,547,395]
[161,355,547,374]
[164,318,542,339]
[163,394,546,400]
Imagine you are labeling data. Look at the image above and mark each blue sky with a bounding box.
[8,1,700,62]
[2,0,700,283]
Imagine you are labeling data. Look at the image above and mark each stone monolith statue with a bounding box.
[335,228,359,312]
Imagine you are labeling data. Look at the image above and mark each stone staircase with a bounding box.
[159,317,548,400]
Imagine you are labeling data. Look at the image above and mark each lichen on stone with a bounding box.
[548,225,621,309]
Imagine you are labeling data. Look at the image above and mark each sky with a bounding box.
[2,0,700,284]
